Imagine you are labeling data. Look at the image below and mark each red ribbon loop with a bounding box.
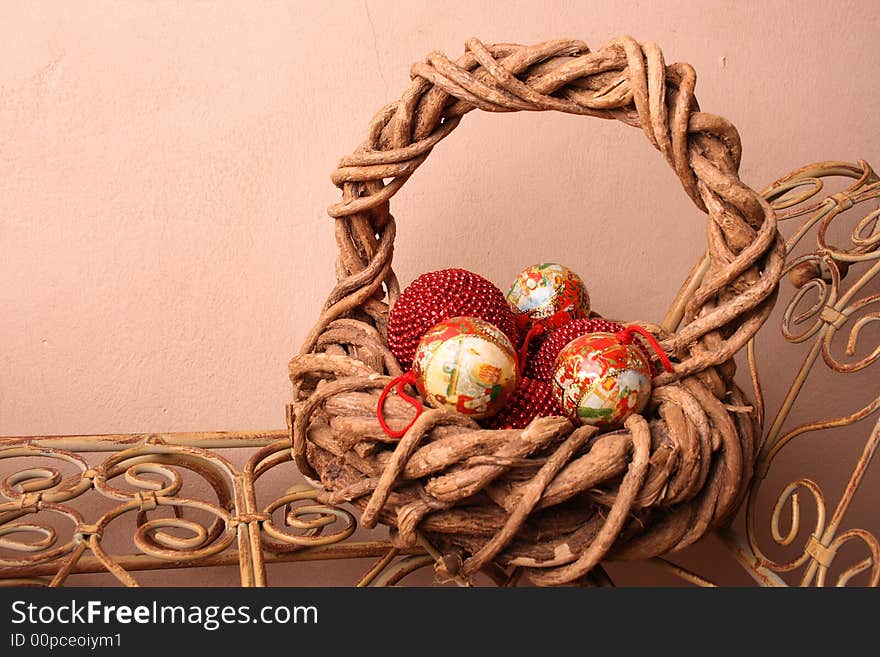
[617,325,675,374]
[517,311,571,373]
[518,323,545,373]
[376,371,424,438]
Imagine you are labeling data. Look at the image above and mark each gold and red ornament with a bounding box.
[378,317,518,437]
[551,326,674,428]
[388,268,519,371]
[482,377,558,429]
[506,263,591,372]
[506,262,590,331]
[526,318,658,381]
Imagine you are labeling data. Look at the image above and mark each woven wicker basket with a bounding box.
[288,36,786,585]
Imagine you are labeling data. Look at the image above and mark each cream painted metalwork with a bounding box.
[1,160,877,587]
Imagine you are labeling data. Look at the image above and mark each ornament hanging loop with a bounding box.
[518,323,545,373]
[617,325,675,374]
[377,371,423,438]
[517,310,571,373]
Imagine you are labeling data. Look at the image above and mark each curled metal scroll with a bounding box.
[739,160,880,587]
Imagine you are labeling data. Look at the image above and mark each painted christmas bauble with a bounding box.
[506,263,590,329]
[551,332,652,428]
[389,268,519,371]
[526,318,625,381]
[482,377,558,429]
[412,317,518,419]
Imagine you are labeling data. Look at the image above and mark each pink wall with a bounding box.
[2,1,878,585]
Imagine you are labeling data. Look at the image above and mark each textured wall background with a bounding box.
[1,0,878,585]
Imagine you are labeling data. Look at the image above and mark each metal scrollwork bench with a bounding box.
[1,160,878,587]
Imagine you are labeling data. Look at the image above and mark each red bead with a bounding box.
[388,269,519,371]
[525,318,657,382]
[482,377,559,429]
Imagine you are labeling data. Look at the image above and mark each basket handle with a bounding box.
[305,36,785,385]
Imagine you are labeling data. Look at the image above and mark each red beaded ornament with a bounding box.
[388,269,519,370]
[521,318,656,381]
[525,318,626,381]
[482,377,558,429]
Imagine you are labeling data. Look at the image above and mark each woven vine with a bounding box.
[288,36,786,585]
